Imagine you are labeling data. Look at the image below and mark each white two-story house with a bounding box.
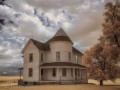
[21,28,88,85]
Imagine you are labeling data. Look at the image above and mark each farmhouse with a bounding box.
[20,28,88,85]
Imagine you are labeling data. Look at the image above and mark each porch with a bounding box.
[39,66,88,84]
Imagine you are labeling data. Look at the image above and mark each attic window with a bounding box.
[29,53,33,62]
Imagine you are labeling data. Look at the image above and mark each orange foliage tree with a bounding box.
[82,0,120,86]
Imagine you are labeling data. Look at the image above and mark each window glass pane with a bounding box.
[69,52,71,61]
[75,69,77,76]
[53,68,56,77]
[71,68,73,77]
[78,69,80,77]
[62,68,66,77]
[29,53,33,62]
[56,52,60,61]
[76,55,78,63]
[41,53,43,62]
[29,68,33,77]
[41,69,43,76]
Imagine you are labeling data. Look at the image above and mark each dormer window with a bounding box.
[29,53,33,62]
[56,52,60,61]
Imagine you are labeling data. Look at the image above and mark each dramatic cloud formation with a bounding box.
[0,0,114,75]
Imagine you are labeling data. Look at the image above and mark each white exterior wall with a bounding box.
[43,69,58,80]
[59,68,73,81]
[41,68,87,82]
[23,41,40,82]
[72,53,82,64]
[22,40,86,83]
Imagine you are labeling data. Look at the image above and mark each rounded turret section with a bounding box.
[50,41,72,62]
[47,28,73,62]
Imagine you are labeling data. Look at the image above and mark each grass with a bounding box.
[0,76,120,90]
[88,79,120,85]
[0,76,19,86]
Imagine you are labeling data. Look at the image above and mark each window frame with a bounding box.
[41,53,43,62]
[62,68,66,77]
[41,69,43,76]
[76,55,78,63]
[69,52,71,61]
[52,68,56,77]
[71,68,73,77]
[29,53,33,62]
[29,68,33,77]
[56,52,60,61]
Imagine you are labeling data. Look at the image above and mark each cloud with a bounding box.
[0,0,114,75]
[5,0,34,15]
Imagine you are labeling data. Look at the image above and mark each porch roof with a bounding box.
[40,62,86,68]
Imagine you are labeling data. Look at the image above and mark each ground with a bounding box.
[0,76,120,90]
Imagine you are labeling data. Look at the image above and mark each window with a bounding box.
[76,55,78,63]
[78,69,80,76]
[52,68,56,77]
[62,68,66,77]
[41,53,43,62]
[71,68,73,77]
[75,69,77,77]
[41,69,43,76]
[29,53,33,62]
[56,52,60,61]
[69,52,71,61]
[29,68,33,77]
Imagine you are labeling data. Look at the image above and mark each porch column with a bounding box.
[39,68,41,82]
[73,68,75,82]
[40,68,44,81]
[85,69,88,83]
[57,68,59,81]
[81,69,84,81]
[79,69,82,81]
[18,68,23,80]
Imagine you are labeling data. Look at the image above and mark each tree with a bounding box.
[83,43,120,85]
[103,0,120,47]
[82,0,120,86]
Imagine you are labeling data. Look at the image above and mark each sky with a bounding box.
[0,0,114,75]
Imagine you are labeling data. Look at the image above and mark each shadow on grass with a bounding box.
[103,85,120,86]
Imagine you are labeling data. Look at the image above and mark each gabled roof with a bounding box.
[73,47,83,55]
[22,28,82,54]
[54,28,68,37]
[31,39,50,51]
[22,39,50,53]
[46,28,73,44]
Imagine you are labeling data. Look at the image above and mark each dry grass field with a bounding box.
[0,76,19,86]
[0,76,120,90]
